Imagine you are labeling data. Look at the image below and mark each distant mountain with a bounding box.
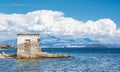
[85,44,107,48]
[38,35,99,48]
[0,35,119,48]
[102,43,120,48]
[0,39,17,46]
[0,35,99,48]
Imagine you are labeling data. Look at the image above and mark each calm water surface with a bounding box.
[0,48,120,72]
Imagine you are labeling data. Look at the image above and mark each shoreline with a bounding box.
[0,53,70,59]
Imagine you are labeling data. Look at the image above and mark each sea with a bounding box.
[0,48,120,72]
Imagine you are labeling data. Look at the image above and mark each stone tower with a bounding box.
[17,34,42,58]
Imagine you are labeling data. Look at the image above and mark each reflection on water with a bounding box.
[0,48,120,72]
[17,59,39,72]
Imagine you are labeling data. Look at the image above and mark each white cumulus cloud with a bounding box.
[0,10,120,44]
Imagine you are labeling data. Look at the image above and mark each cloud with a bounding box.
[0,10,120,44]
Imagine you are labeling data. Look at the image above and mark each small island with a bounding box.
[85,44,107,48]
[0,34,70,59]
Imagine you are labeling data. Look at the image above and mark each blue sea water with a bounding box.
[0,48,120,72]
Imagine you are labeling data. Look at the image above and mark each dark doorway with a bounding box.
[24,39,30,54]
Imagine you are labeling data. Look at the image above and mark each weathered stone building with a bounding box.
[0,34,70,59]
[17,34,42,58]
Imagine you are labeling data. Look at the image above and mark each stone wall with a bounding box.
[17,34,42,58]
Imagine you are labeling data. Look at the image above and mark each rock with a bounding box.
[16,52,70,59]
[0,52,70,59]
[0,54,16,59]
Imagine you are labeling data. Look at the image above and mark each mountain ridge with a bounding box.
[0,35,119,48]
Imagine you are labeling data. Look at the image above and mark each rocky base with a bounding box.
[0,54,16,59]
[0,52,70,59]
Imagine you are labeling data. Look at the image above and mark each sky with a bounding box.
[0,0,120,27]
[0,0,120,47]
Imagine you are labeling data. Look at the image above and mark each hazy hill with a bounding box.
[0,44,16,49]
[0,35,99,48]
[85,44,107,48]
[0,35,119,48]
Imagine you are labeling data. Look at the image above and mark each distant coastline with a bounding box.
[0,43,120,49]
[0,44,16,49]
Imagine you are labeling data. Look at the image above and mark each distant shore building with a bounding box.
[17,34,42,58]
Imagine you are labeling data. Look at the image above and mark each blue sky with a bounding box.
[0,0,120,47]
[0,0,120,27]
